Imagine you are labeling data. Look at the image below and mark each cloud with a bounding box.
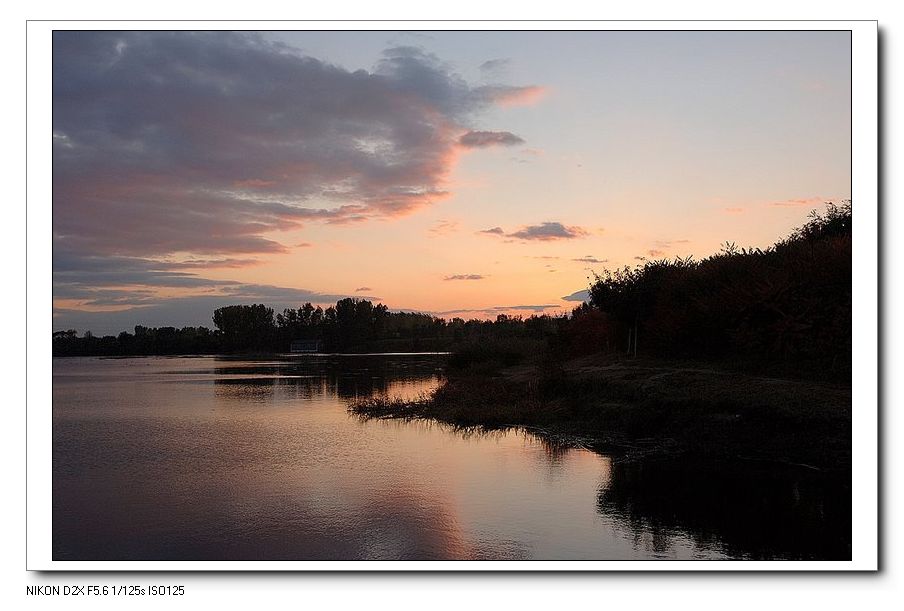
[479,222,588,242]
[53,32,542,305]
[433,304,560,316]
[572,256,607,264]
[52,252,245,295]
[723,207,745,214]
[639,240,689,258]
[473,85,546,107]
[163,258,260,269]
[443,274,486,281]
[428,219,460,235]
[562,290,590,303]
[478,58,511,76]
[509,147,544,164]
[458,130,525,148]
[355,287,372,292]
[51,250,382,330]
[769,197,827,207]
[51,33,546,318]
[508,222,589,241]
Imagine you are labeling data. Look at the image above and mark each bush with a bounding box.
[587,202,852,381]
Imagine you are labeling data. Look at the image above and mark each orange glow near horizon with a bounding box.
[52,31,852,332]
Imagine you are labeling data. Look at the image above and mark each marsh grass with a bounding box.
[350,354,851,470]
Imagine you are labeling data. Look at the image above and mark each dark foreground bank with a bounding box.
[351,351,852,473]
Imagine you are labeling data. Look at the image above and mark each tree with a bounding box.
[212,304,275,351]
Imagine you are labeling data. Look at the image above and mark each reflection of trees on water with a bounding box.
[212,374,395,403]
[210,356,445,403]
[596,458,851,560]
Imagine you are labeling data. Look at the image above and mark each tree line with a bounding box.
[585,202,852,380]
[53,203,852,381]
[52,298,569,357]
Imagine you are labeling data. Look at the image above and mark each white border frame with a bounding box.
[26,20,878,571]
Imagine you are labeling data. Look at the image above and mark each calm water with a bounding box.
[52,355,850,561]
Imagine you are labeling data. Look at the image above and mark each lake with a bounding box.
[52,354,850,561]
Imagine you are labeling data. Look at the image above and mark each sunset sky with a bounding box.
[52,30,852,335]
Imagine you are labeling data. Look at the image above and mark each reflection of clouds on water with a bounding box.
[54,355,847,561]
[350,487,526,560]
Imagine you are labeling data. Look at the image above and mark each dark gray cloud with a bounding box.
[53,32,542,306]
[443,274,486,281]
[52,252,244,296]
[479,58,511,77]
[562,290,590,302]
[355,287,372,292]
[572,256,607,264]
[480,222,589,242]
[458,130,525,148]
[510,222,588,241]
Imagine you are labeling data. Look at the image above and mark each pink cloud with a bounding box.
[479,85,547,107]
[769,197,827,207]
[53,33,538,265]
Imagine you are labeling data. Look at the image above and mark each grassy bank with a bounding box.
[350,347,851,471]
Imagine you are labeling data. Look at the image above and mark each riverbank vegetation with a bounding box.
[54,202,853,470]
[352,203,853,470]
[54,203,850,379]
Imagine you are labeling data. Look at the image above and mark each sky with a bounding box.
[52,30,852,335]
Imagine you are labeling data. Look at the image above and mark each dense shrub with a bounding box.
[588,202,852,380]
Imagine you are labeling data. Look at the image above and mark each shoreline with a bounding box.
[351,353,852,473]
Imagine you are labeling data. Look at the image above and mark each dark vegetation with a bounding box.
[596,457,851,559]
[587,201,851,381]
[351,203,853,471]
[54,203,851,379]
[52,299,567,357]
[54,203,853,469]
[56,203,851,371]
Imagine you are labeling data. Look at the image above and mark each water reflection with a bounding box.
[203,355,444,403]
[597,458,851,560]
[52,355,849,561]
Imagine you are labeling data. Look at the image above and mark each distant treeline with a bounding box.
[53,203,852,381]
[52,299,568,357]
